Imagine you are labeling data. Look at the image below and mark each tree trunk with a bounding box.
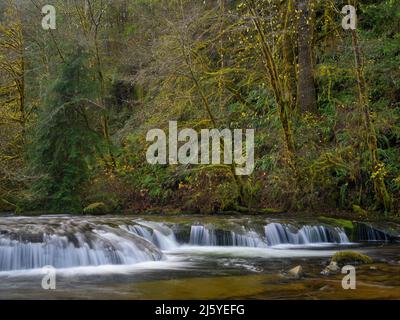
[351,29,392,212]
[296,0,317,114]
[282,0,297,109]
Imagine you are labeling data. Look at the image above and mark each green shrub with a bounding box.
[83,202,109,215]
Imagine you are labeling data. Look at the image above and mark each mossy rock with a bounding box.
[318,216,354,234]
[83,202,109,215]
[332,251,373,266]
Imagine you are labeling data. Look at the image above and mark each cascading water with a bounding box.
[231,230,267,247]
[0,221,163,272]
[0,215,398,300]
[188,223,349,247]
[189,225,267,247]
[264,223,349,246]
[189,226,217,246]
[121,221,178,250]
[2,216,386,274]
[354,223,391,242]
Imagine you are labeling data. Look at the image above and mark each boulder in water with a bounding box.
[287,265,304,279]
[321,251,372,275]
[332,251,372,266]
[321,261,340,275]
[319,285,332,291]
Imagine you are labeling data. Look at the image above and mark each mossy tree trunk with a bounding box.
[350,29,392,213]
[296,0,317,114]
[281,0,297,109]
[247,0,297,173]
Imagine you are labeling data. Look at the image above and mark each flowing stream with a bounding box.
[0,215,398,299]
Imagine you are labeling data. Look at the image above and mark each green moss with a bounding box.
[332,251,373,265]
[163,209,185,215]
[352,205,368,217]
[318,216,354,234]
[83,202,109,215]
[260,208,286,214]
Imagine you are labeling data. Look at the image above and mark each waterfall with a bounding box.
[230,230,267,247]
[189,226,217,246]
[189,226,266,247]
[264,223,349,246]
[122,222,178,250]
[0,216,359,273]
[231,232,259,247]
[189,223,349,247]
[122,225,153,242]
[354,223,391,242]
[0,229,163,272]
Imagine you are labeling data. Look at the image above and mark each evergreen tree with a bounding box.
[29,50,103,212]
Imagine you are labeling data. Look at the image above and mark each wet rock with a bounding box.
[369,266,377,270]
[321,261,340,275]
[353,219,400,242]
[332,251,373,266]
[321,252,372,275]
[287,265,304,279]
[320,259,330,266]
[328,261,340,272]
[319,285,332,291]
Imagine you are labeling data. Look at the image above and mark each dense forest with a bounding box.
[0,0,399,217]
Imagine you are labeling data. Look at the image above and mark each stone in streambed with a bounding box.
[332,251,373,266]
[319,285,332,291]
[287,265,304,279]
[321,261,340,275]
[321,251,372,275]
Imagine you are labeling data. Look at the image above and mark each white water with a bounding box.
[0,230,162,272]
[0,217,357,274]
[121,221,178,250]
[188,223,349,247]
[189,225,218,246]
[168,246,337,259]
[0,256,190,278]
[264,223,349,246]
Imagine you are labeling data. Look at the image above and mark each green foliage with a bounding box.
[28,50,104,213]
[83,202,109,215]
[118,134,175,205]
[2,0,400,215]
[183,167,240,214]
